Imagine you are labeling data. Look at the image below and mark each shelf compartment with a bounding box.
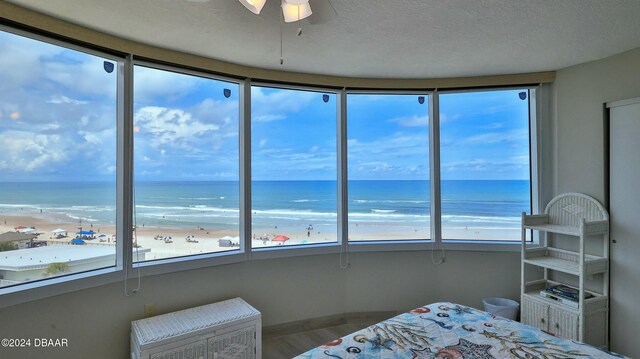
[524,223,580,236]
[522,214,609,236]
[523,247,608,275]
[523,280,608,312]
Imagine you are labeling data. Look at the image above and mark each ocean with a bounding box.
[0,180,530,240]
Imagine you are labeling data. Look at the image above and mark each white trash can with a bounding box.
[482,297,519,320]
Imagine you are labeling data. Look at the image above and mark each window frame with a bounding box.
[436,86,540,244]
[344,90,435,244]
[129,60,245,266]
[0,24,543,307]
[248,82,343,258]
[0,24,125,303]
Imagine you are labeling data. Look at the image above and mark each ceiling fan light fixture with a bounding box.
[239,0,267,14]
[281,0,312,22]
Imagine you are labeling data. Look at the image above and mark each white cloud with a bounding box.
[0,33,58,86]
[134,106,220,150]
[79,131,103,145]
[0,33,120,180]
[253,114,286,123]
[0,130,69,171]
[47,96,88,105]
[252,145,337,180]
[438,113,461,126]
[134,66,198,103]
[443,158,528,174]
[461,129,527,145]
[42,55,117,99]
[251,87,317,122]
[349,132,428,157]
[388,115,428,127]
[259,139,268,148]
[482,122,504,129]
[347,132,430,178]
[369,162,393,173]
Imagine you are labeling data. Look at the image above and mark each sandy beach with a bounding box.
[0,214,336,261]
[0,211,520,265]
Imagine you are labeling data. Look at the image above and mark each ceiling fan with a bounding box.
[238,0,337,24]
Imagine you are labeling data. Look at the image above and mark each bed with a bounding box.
[295,302,626,358]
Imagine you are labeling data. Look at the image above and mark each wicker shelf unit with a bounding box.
[521,193,609,348]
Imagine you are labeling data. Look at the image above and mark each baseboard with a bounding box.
[263,311,397,338]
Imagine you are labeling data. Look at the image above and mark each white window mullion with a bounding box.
[337,89,348,252]
[530,86,542,216]
[529,86,542,244]
[118,55,134,272]
[429,92,442,245]
[240,79,252,259]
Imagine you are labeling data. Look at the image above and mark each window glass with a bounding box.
[347,94,430,241]
[0,30,118,286]
[133,66,239,261]
[439,89,531,241]
[251,87,337,247]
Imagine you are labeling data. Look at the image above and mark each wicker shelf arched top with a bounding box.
[544,193,609,228]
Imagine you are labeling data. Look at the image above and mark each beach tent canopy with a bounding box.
[98,234,106,238]
[71,239,85,245]
[14,225,27,230]
[272,235,289,242]
[76,230,95,235]
[221,236,240,241]
[52,228,68,233]
[18,227,36,233]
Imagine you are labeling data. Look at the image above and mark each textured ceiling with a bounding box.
[6,0,640,78]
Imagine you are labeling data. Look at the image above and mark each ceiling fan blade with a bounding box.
[308,0,337,24]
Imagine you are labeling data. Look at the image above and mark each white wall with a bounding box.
[0,250,519,358]
[552,47,640,357]
[553,47,640,199]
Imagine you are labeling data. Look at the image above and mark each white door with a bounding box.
[608,98,640,358]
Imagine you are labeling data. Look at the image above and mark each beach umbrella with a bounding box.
[272,235,289,242]
[52,228,67,234]
[76,230,95,235]
[18,227,36,233]
[98,234,106,238]
[71,239,85,245]
[14,226,27,230]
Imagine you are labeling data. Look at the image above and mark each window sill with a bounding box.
[0,239,529,309]
[251,243,341,260]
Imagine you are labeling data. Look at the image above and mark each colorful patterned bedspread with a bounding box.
[295,302,627,358]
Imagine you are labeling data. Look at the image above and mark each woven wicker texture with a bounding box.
[545,193,608,227]
[133,298,260,344]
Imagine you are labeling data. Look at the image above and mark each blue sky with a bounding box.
[252,86,336,181]
[0,30,530,183]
